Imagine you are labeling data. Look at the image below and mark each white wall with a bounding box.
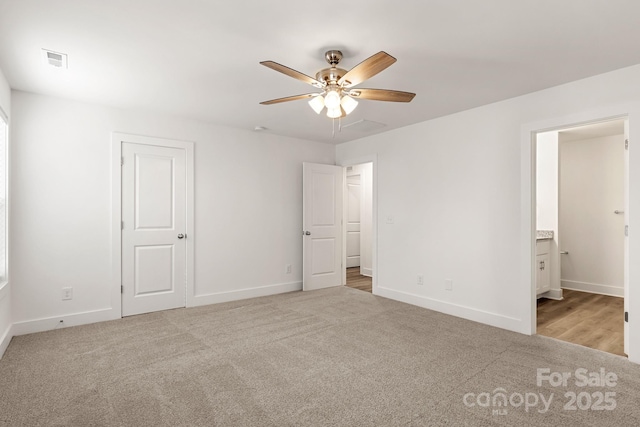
[537,132,558,231]
[338,105,525,328]
[9,90,334,333]
[336,63,640,363]
[559,134,625,296]
[536,131,561,298]
[0,66,11,358]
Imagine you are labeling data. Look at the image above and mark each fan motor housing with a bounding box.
[316,67,347,84]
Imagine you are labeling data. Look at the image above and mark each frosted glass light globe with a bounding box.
[308,95,324,114]
[324,90,341,109]
[340,95,358,114]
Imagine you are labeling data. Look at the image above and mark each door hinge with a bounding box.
[121,285,123,294]
[121,157,124,166]
[625,225,629,236]
[625,311,628,322]
[625,139,629,150]
[121,221,124,230]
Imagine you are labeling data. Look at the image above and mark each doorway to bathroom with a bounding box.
[534,118,627,356]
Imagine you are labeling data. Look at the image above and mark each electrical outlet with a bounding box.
[445,279,453,291]
[285,264,292,274]
[62,287,73,300]
[417,275,424,285]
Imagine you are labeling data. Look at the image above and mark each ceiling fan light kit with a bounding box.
[324,89,341,109]
[260,50,415,122]
[308,95,325,114]
[340,95,358,115]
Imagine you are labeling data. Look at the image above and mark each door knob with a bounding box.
[177,233,185,239]
[304,231,311,236]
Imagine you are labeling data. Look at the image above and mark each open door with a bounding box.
[303,162,343,291]
[624,119,630,355]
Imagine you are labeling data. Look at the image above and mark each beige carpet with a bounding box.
[1,287,639,426]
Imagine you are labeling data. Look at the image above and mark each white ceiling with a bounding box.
[559,119,626,142]
[1,0,640,144]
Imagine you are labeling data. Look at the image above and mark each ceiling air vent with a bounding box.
[41,49,68,69]
[342,119,387,133]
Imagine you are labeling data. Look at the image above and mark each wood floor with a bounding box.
[537,289,625,357]
[346,267,372,293]
[345,273,624,355]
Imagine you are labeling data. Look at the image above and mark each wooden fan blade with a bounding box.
[348,88,416,102]
[260,61,325,88]
[338,52,396,87]
[260,93,317,105]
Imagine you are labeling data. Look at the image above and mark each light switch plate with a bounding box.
[445,279,453,291]
[62,287,73,300]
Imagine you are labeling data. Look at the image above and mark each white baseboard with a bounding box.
[375,287,525,334]
[561,280,624,297]
[0,323,13,359]
[361,268,372,277]
[538,289,564,300]
[346,259,360,268]
[11,308,119,337]
[191,281,302,307]
[11,282,303,338]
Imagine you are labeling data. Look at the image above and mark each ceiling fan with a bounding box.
[259,50,416,119]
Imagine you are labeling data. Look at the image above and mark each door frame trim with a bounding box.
[337,155,378,294]
[111,132,195,317]
[521,105,640,363]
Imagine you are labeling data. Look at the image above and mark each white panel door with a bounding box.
[624,119,629,355]
[346,174,361,268]
[303,163,343,291]
[122,142,186,316]
[359,162,373,277]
